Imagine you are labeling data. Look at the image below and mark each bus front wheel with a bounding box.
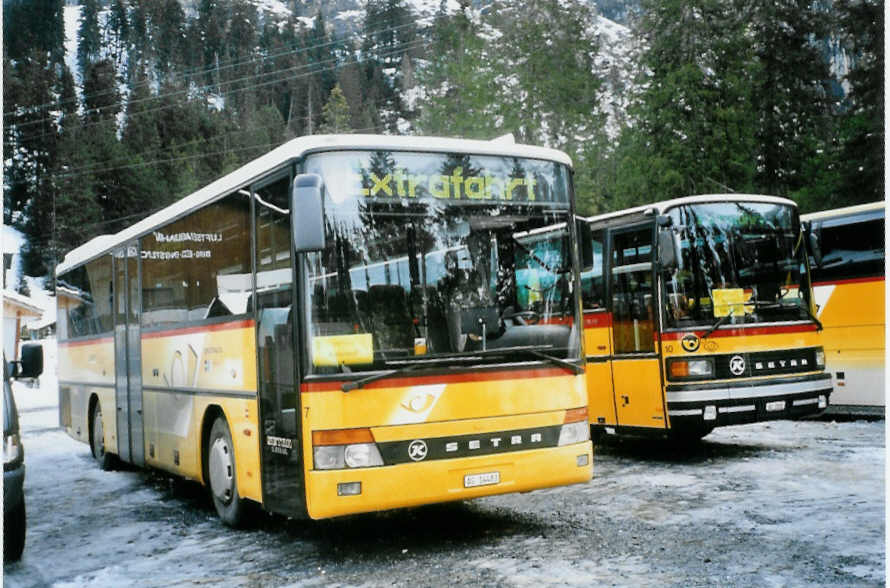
[207,416,246,527]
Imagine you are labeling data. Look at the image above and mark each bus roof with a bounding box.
[800,200,885,221]
[582,194,798,225]
[57,134,573,274]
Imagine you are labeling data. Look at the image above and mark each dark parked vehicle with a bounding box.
[4,343,43,562]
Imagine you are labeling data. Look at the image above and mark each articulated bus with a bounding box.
[801,202,885,416]
[577,195,833,440]
[55,135,592,525]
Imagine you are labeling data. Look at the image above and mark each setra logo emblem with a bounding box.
[680,333,701,353]
[729,355,746,376]
[408,439,428,462]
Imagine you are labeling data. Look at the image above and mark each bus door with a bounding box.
[113,242,144,466]
[253,173,306,517]
[608,225,666,431]
[582,228,617,427]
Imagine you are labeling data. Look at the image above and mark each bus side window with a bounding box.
[581,229,606,310]
[610,227,655,354]
[812,216,885,283]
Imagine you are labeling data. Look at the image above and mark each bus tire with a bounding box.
[3,499,25,562]
[90,401,116,471]
[207,416,246,527]
[669,425,714,444]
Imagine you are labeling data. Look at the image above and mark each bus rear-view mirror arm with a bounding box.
[292,173,326,253]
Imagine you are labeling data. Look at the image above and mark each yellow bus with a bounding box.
[801,202,884,416]
[55,135,592,525]
[578,195,833,440]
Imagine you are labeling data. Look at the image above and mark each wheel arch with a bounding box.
[200,404,227,487]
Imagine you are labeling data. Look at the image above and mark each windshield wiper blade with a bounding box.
[744,298,823,331]
[341,364,421,392]
[702,310,733,339]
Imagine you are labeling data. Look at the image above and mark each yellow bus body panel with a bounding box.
[611,357,665,428]
[305,443,592,520]
[139,322,262,503]
[301,373,591,519]
[585,320,829,432]
[814,278,885,406]
[58,338,117,450]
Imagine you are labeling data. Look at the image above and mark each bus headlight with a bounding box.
[313,445,346,470]
[668,358,714,380]
[558,421,590,446]
[312,428,383,470]
[3,433,23,471]
[558,407,590,446]
[343,443,384,468]
[815,348,825,369]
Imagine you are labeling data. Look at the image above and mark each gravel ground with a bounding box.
[4,374,884,587]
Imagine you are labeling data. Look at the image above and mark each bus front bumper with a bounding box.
[304,441,593,520]
[666,373,833,429]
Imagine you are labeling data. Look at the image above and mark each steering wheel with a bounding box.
[503,309,540,326]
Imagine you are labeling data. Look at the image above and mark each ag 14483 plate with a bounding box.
[464,471,500,488]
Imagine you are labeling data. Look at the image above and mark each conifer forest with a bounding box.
[3,0,883,283]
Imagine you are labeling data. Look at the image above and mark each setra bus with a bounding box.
[55,134,592,524]
[577,194,833,440]
[801,201,885,416]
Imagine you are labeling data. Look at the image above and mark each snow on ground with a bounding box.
[3,342,885,586]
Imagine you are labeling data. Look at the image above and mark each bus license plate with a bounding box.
[464,471,500,488]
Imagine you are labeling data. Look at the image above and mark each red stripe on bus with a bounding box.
[813,276,884,287]
[301,366,572,393]
[59,336,114,347]
[583,312,612,329]
[141,319,256,339]
[659,323,818,341]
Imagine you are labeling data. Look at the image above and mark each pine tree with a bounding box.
[747,0,834,197]
[361,0,418,132]
[415,1,498,139]
[835,0,883,206]
[319,85,353,133]
[78,0,102,79]
[616,0,757,202]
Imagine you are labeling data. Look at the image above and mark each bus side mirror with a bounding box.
[657,230,678,272]
[292,174,326,253]
[804,222,823,268]
[19,343,43,379]
[575,218,594,270]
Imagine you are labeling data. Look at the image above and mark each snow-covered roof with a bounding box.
[2,289,45,317]
[57,134,573,274]
[800,200,885,221]
[584,194,798,224]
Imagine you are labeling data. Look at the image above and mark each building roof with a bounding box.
[2,289,45,318]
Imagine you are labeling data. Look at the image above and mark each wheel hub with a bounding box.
[208,437,234,502]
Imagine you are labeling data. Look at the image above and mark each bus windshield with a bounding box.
[661,201,810,329]
[303,150,579,373]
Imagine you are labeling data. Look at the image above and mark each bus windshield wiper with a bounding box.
[341,363,423,392]
[744,299,823,331]
[457,346,584,374]
[702,310,733,339]
[341,345,583,391]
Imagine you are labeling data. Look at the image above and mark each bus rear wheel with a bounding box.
[207,416,246,527]
[90,402,116,471]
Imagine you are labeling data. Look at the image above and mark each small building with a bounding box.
[3,289,44,360]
